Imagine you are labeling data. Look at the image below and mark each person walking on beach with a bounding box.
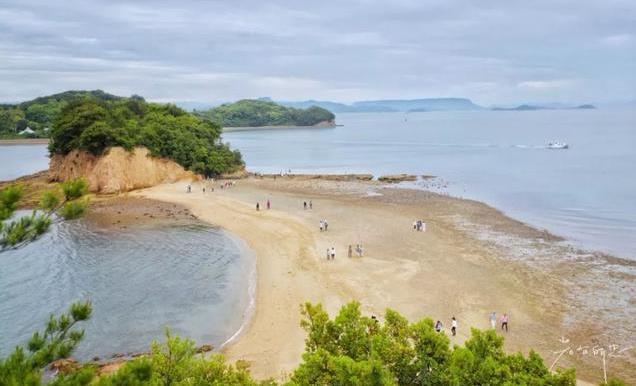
[490,312,497,329]
[435,320,443,333]
[348,245,353,258]
[319,220,324,232]
[267,199,271,210]
[330,247,336,260]
[303,201,307,210]
[451,317,457,336]
[256,202,260,211]
[356,244,363,257]
[326,248,330,260]
[324,220,329,231]
[309,200,312,209]
[501,313,509,332]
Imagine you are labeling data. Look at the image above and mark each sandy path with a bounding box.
[134,178,634,384]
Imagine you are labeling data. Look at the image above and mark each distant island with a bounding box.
[275,97,483,113]
[491,103,596,111]
[194,99,336,128]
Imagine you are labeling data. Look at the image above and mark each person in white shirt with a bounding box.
[451,316,458,336]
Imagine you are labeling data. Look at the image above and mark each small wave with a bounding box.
[218,234,258,351]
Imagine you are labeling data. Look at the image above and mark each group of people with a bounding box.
[490,312,510,332]
[434,317,458,336]
[347,244,364,257]
[412,220,426,232]
[220,181,235,189]
[186,179,235,194]
[326,246,336,260]
[433,313,510,336]
[319,219,329,231]
[256,199,271,211]
[303,201,313,210]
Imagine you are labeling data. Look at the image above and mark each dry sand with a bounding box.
[133,177,635,384]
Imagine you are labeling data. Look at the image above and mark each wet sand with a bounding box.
[133,176,635,384]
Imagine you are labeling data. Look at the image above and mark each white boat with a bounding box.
[547,141,569,149]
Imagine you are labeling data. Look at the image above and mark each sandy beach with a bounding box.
[133,176,636,384]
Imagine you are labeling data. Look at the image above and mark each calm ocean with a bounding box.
[223,109,636,260]
[1,108,634,259]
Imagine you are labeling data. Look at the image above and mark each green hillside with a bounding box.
[0,90,123,138]
[195,99,335,127]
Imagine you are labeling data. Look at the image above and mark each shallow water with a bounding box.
[0,216,254,360]
[223,109,636,260]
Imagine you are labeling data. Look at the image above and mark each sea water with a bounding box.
[0,144,49,181]
[223,109,636,260]
[0,217,255,360]
[2,108,634,260]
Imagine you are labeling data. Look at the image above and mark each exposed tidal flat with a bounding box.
[0,197,256,362]
[136,177,635,384]
[224,109,636,261]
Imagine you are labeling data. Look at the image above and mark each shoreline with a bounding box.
[223,123,336,132]
[134,177,635,384]
[0,138,49,145]
[216,230,258,351]
[3,171,635,383]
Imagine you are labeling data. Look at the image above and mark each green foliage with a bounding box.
[1,178,88,249]
[60,200,88,220]
[0,301,626,385]
[195,99,335,127]
[600,379,627,386]
[0,185,23,221]
[291,302,577,386]
[0,301,92,386]
[94,330,266,386]
[0,90,122,136]
[0,212,52,248]
[40,190,61,212]
[60,179,89,201]
[49,99,243,176]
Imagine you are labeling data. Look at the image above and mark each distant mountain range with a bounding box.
[491,103,596,111]
[274,97,483,113]
[176,98,601,114]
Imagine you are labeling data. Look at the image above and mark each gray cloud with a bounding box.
[0,0,634,104]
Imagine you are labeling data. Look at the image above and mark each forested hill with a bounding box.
[194,99,336,127]
[0,90,123,137]
[48,96,243,176]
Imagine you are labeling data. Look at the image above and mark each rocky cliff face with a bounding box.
[49,147,197,193]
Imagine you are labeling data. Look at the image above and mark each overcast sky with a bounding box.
[1,0,634,105]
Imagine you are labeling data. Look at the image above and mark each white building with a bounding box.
[18,127,35,135]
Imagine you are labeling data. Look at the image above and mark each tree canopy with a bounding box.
[194,99,335,127]
[0,90,122,138]
[4,301,624,386]
[48,98,243,177]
